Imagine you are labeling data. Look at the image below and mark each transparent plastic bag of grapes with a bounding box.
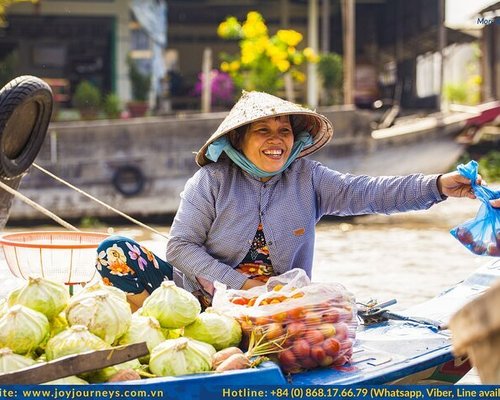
[450,160,500,256]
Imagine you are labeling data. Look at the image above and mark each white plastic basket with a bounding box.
[0,231,109,285]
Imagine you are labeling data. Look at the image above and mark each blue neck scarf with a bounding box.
[205,131,313,179]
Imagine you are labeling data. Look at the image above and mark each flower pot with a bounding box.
[127,102,149,118]
[78,108,99,120]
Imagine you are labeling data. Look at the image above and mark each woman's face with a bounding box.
[240,116,294,173]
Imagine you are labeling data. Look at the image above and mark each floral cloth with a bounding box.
[95,226,275,296]
[235,223,275,282]
[95,235,173,295]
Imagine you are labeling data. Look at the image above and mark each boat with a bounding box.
[103,258,499,394]
[1,257,497,392]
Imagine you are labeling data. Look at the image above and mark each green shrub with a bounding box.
[127,57,151,102]
[73,81,101,119]
[103,93,122,119]
[454,150,500,182]
[478,151,500,182]
[317,52,343,105]
[443,83,468,105]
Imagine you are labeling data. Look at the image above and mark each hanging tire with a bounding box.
[112,165,145,197]
[0,76,53,178]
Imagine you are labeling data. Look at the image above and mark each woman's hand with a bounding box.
[437,172,484,199]
[491,198,500,208]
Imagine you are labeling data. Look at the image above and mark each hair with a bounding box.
[227,115,318,150]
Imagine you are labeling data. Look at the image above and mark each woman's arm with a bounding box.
[166,170,249,291]
[312,163,443,216]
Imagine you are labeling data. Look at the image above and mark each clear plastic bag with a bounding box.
[212,269,358,373]
[450,160,500,256]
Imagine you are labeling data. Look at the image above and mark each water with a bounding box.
[0,195,492,309]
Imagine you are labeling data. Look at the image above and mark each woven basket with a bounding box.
[0,231,109,285]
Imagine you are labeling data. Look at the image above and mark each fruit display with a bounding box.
[212,268,357,374]
[452,226,500,257]
[449,161,500,257]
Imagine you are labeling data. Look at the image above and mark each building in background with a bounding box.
[476,2,499,101]
[0,0,487,114]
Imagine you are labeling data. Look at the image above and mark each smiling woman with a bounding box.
[93,90,494,318]
[238,116,294,177]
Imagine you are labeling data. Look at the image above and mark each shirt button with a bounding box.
[263,184,267,188]
[260,211,264,216]
[268,241,273,245]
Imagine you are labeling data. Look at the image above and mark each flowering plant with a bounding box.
[193,69,235,106]
[217,11,318,95]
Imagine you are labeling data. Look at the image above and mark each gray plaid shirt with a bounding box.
[166,157,444,292]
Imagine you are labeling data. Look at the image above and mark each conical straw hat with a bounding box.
[195,91,334,167]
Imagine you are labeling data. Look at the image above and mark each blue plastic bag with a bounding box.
[450,160,500,256]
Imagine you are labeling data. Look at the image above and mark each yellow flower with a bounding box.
[217,17,241,39]
[267,45,287,61]
[241,45,257,65]
[241,40,264,65]
[303,47,319,63]
[217,21,229,38]
[293,53,304,65]
[291,70,306,83]
[277,30,303,47]
[256,36,269,53]
[242,20,267,39]
[229,60,240,71]
[276,59,291,73]
[246,11,263,23]
[220,61,230,72]
[470,75,482,85]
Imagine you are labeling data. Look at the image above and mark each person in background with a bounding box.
[95,91,499,311]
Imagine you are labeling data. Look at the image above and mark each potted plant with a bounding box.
[103,93,122,119]
[73,80,102,120]
[317,52,343,106]
[127,57,151,117]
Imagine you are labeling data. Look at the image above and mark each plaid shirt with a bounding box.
[166,157,444,292]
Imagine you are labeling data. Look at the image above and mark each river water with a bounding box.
[100,195,490,310]
[0,194,494,309]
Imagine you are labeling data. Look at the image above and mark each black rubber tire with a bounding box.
[0,76,53,178]
[112,165,145,197]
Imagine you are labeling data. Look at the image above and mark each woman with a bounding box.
[96,91,498,311]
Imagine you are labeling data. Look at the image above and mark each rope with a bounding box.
[0,180,79,231]
[32,163,171,240]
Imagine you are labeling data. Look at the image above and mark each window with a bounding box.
[416,52,441,97]
[32,45,66,68]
